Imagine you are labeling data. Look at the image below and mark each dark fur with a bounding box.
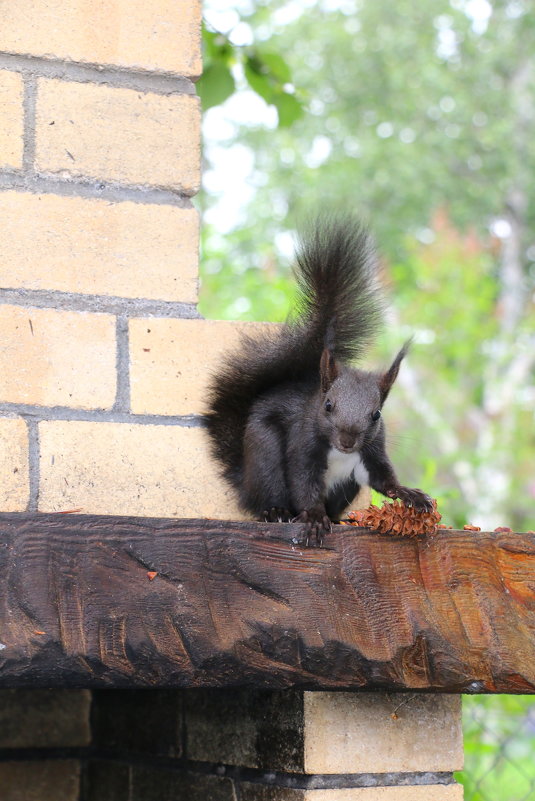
[204,216,431,543]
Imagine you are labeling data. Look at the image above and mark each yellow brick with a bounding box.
[39,422,246,518]
[130,319,269,416]
[0,0,201,76]
[304,693,463,774]
[35,79,200,192]
[0,306,116,409]
[0,418,29,512]
[0,70,24,169]
[0,192,198,303]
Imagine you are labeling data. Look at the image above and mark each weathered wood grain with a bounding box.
[0,513,533,691]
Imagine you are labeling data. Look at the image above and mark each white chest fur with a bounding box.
[324,447,370,491]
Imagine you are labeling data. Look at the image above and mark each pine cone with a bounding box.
[347,499,441,537]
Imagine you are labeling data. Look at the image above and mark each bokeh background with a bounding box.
[196,2,535,798]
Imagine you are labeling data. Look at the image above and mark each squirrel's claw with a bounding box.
[263,507,293,523]
[294,508,332,548]
[388,486,434,513]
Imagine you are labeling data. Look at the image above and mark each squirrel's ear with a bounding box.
[320,347,339,393]
[379,340,411,403]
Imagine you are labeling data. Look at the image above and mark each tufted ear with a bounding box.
[320,347,339,393]
[379,340,411,403]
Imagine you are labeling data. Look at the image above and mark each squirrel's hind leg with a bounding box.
[242,413,293,520]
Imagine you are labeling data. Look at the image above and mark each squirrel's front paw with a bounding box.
[263,507,293,523]
[388,486,433,512]
[294,507,331,547]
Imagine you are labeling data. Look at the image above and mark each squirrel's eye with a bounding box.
[372,409,381,422]
[325,399,333,412]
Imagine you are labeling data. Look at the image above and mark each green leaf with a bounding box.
[202,26,234,64]
[272,92,304,127]
[244,58,275,102]
[197,62,236,111]
[258,50,292,83]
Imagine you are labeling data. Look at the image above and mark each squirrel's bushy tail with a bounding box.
[292,215,382,361]
[205,215,384,484]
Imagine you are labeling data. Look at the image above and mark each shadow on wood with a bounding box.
[0,513,533,692]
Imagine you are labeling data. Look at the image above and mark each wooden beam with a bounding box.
[0,512,533,692]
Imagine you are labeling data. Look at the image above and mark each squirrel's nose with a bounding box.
[339,430,358,450]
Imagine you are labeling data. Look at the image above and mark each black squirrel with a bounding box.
[205,216,432,543]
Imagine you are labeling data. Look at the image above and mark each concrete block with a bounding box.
[0,689,90,747]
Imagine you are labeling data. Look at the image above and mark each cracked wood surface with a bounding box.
[0,512,534,691]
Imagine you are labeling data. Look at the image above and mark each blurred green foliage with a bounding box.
[198,22,304,126]
[459,696,535,800]
[197,0,534,533]
[197,2,535,796]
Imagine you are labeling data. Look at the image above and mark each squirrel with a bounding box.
[205,215,432,544]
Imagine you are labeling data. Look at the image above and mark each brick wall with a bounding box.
[0,689,463,801]
[0,0,247,521]
[0,2,464,799]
